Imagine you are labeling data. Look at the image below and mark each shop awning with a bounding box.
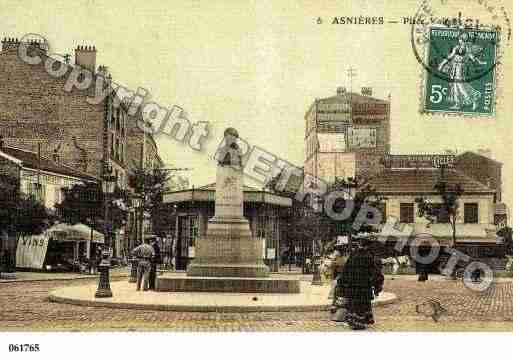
[46,223,105,244]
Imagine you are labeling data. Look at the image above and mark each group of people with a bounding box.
[131,236,162,291]
[328,237,384,330]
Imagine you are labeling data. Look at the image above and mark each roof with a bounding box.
[319,93,389,105]
[362,168,495,194]
[198,182,261,192]
[0,146,97,181]
[163,182,292,207]
[456,151,503,166]
[305,92,389,118]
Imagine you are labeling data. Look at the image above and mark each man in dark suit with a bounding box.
[148,237,162,290]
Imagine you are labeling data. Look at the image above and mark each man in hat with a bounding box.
[338,235,383,330]
[131,237,155,291]
[148,236,162,290]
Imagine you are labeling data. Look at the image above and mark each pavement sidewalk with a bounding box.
[0,267,129,283]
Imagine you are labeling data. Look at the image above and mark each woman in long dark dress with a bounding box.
[339,238,383,330]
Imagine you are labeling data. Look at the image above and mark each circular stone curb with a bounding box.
[49,282,398,313]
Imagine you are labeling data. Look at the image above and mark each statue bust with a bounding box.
[216,127,242,167]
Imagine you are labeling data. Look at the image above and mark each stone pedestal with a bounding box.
[187,165,270,278]
[157,128,298,294]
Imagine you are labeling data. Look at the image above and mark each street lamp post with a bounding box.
[128,196,142,283]
[308,197,323,286]
[95,172,117,298]
[311,222,324,286]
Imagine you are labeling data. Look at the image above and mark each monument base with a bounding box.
[187,216,271,278]
[187,263,270,278]
[157,275,300,294]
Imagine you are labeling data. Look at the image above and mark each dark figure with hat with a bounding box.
[338,235,384,330]
[148,236,162,290]
[131,237,155,291]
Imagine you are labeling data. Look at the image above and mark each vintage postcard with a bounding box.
[1,0,513,357]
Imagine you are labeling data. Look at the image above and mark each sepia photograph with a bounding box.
[1,0,513,357]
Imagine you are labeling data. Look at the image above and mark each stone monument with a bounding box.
[157,128,299,293]
[187,127,269,278]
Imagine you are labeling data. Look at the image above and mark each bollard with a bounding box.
[129,258,138,283]
[95,257,113,298]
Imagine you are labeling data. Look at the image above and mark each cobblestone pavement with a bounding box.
[1,277,513,331]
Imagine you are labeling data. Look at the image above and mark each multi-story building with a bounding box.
[304,87,391,183]
[126,113,163,172]
[366,154,504,269]
[0,37,135,258]
[0,37,129,187]
[125,113,164,250]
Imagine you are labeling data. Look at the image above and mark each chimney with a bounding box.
[75,45,97,72]
[2,37,47,54]
[337,87,347,96]
[1,37,20,51]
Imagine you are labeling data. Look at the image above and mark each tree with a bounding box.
[415,177,463,248]
[328,177,386,239]
[1,172,54,271]
[265,171,386,269]
[56,182,128,234]
[128,167,181,237]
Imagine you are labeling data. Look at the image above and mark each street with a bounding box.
[2,276,513,331]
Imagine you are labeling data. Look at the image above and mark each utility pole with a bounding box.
[347,67,357,135]
[138,143,145,244]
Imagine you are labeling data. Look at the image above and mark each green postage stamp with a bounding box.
[422,27,499,116]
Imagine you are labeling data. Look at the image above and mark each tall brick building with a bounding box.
[125,112,164,250]
[0,38,128,186]
[304,87,391,182]
[126,112,163,172]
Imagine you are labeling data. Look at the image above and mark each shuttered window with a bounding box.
[400,203,414,223]
[464,203,479,224]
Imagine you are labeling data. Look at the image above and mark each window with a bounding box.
[464,203,479,224]
[116,108,121,131]
[400,203,414,223]
[115,138,120,160]
[256,215,266,238]
[27,182,45,203]
[110,133,114,156]
[54,187,62,205]
[178,215,199,257]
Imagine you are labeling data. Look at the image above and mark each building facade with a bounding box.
[0,141,96,263]
[125,113,164,251]
[162,184,292,272]
[304,87,391,183]
[454,151,508,228]
[365,154,504,269]
[0,38,129,187]
[0,37,147,257]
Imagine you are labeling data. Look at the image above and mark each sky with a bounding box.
[2,0,513,216]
